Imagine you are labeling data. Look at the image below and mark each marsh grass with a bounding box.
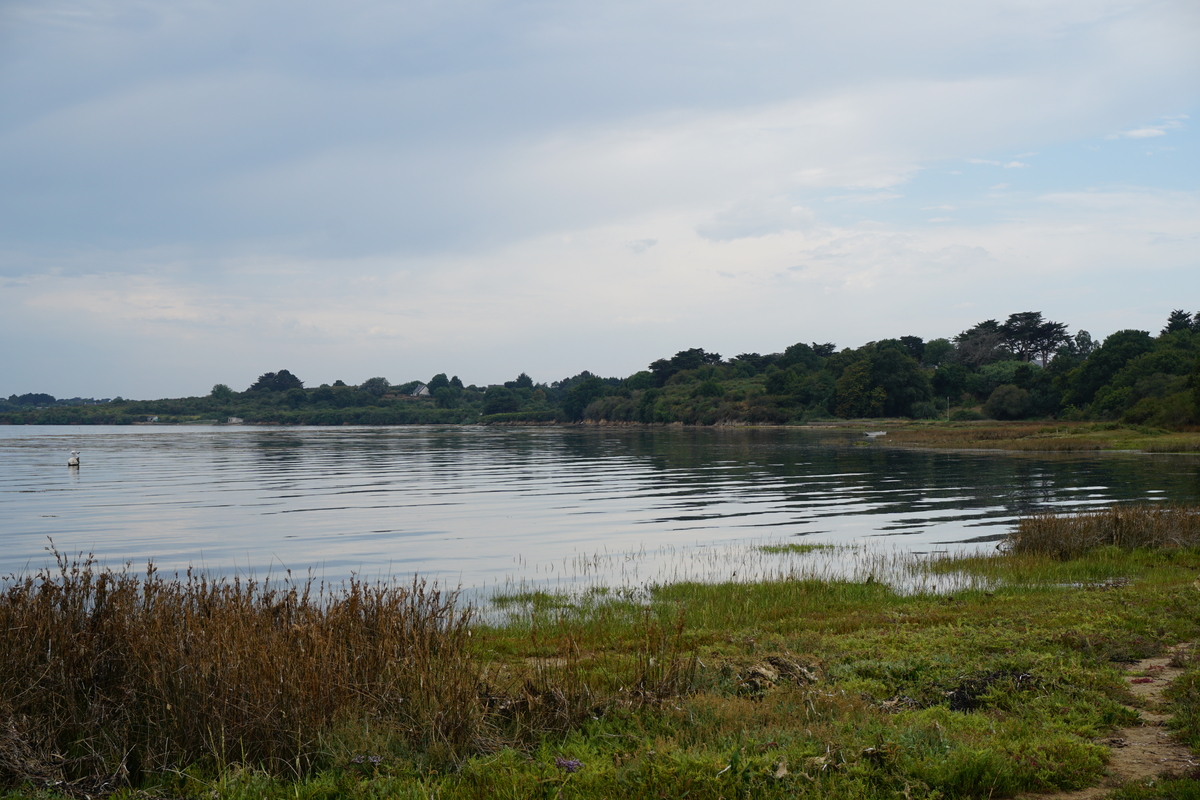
[879,421,1200,452]
[757,543,836,555]
[0,545,489,791]
[1008,504,1200,558]
[6,522,1200,799]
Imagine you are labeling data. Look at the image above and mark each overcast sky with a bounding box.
[2,0,1197,398]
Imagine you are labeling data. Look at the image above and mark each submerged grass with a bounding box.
[5,513,1200,799]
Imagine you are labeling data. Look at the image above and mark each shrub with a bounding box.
[985,384,1032,420]
[910,400,942,420]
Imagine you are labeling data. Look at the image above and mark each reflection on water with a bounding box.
[1,426,1197,592]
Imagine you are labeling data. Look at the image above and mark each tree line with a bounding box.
[4,310,1199,429]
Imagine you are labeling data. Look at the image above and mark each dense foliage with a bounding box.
[4,310,1199,428]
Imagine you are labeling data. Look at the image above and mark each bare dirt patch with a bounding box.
[1021,643,1198,799]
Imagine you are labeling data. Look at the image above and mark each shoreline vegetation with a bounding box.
[5,310,1200,435]
[4,506,1200,799]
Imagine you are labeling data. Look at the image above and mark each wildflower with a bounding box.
[555,757,582,773]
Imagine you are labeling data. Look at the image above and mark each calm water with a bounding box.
[2,425,1198,592]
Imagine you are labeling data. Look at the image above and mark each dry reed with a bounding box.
[0,546,695,794]
[1006,504,1200,558]
[0,546,481,792]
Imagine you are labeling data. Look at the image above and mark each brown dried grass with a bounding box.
[0,548,697,794]
[0,546,481,792]
[1007,505,1200,559]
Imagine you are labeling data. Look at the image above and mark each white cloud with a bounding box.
[1108,117,1187,139]
[1,0,1199,396]
[697,198,816,241]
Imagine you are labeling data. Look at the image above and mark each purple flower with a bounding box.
[555,757,582,774]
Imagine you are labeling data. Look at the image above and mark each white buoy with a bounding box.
[67,450,80,467]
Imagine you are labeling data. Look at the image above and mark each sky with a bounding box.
[1,0,1198,399]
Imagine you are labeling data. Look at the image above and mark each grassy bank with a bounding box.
[4,508,1200,799]
[830,420,1200,453]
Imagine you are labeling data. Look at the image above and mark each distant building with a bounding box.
[411,384,430,397]
[227,416,244,424]
[146,416,159,423]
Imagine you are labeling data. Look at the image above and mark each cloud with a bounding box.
[968,159,1028,169]
[1108,116,1187,139]
[1,0,1199,396]
[697,198,815,241]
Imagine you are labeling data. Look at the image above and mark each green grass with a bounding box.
[756,543,837,555]
[5,538,1200,799]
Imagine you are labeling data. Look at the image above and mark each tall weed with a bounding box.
[1006,505,1200,558]
[0,547,479,790]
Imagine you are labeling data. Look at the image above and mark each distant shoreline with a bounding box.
[4,417,1200,453]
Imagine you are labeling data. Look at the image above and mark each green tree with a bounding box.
[923,338,954,367]
[623,371,655,391]
[360,377,390,397]
[210,384,234,400]
[763,366,799,395]
[778,342,822,372]
[1064,330,1155,407]
[1191,355,1200,417]
[969,360,1032,400]
[1072,331,1096,358]
[285,388,308,408]
[898,336,925,363]
[868,347,932,416]
[1000,312,1069,364]
[427,374,451,392]
[482,386,519,415]
[561,376,608,420]
[811,342,836,357]
[635,388,662,423]
[248,370,303,392]
[730,353,772,376]
[1163,309,1194,335]
[432,386,458,409]
[931,364,970,400]
[649,348,722,386]
[954,320,1009,366]
[985,384,1032,419]
[834,361,886,418]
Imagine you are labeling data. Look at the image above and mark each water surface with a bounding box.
[2,425,1197,592]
